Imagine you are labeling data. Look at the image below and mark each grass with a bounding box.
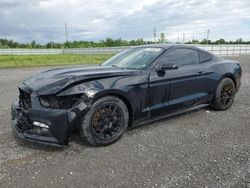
[0,54,113,68]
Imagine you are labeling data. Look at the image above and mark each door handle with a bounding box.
[197,71,205,74]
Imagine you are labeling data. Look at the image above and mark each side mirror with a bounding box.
[156,62,179,72]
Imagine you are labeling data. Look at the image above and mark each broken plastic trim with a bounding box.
[39,94,88,109]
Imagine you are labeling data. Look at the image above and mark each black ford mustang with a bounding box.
[11,45,242,146]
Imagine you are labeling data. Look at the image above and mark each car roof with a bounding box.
[133,44,206,51]
[133,44,175,49]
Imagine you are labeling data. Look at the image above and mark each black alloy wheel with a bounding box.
[211,77,236,110]
[91,103,123,140]
[220,82,234,106]
[79,96,129,146]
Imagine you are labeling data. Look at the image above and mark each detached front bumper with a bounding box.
[11,100,88,147]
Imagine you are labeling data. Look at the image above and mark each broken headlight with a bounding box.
[40,96,59,108]
[39,94,86,109]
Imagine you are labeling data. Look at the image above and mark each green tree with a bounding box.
[105,38,114,47]
[236,38,243,44]
[31,40,36,48]
[158,33,166,43]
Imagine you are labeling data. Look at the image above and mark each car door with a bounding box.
[149,47,206,117]
[147,60,171,116]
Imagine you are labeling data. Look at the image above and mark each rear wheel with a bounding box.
[211,78,236,110]
[79,96,129,146]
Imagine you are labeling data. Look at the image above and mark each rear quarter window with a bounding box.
[199,51,212,63]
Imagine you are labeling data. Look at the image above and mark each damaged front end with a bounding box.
[11,84,90,146]
[11,65,135,146]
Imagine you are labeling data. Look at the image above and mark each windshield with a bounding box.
[101,47,164,70]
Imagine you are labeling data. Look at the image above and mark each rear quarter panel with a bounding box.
[206,59,242,94]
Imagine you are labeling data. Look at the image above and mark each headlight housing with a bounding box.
[39,94,86,109]
[40,96,60,108]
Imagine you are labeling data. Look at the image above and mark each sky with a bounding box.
[0,0,250,43]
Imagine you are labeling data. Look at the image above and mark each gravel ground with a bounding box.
[0,56,249,188]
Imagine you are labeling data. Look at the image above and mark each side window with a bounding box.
[158,48,199,66]
[199,51,212,63]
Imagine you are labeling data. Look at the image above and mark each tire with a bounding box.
[79,96,129,146]
[210,77,236,111]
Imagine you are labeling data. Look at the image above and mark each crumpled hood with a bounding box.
[23,66,137,95]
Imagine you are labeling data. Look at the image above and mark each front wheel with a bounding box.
[210,77,236,111]
[79,96,129,146]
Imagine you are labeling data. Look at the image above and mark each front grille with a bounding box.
[19,89,31,109]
